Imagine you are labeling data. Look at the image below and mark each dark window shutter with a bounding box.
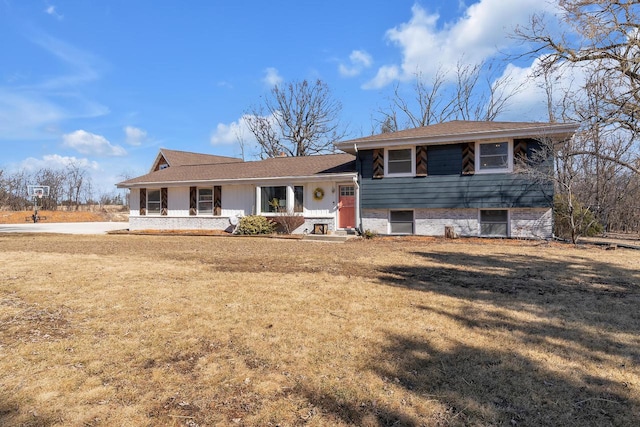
[214,186,222,216]
[514,139,528,164]
[373,149,384,179]
[161,187,168,216]
[189,186,197,215]
[462,142,475,175]
[139,188,146,215]
[416,146,428,177]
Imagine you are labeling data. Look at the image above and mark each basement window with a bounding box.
[389,210,414,234]
[480,210,509,237]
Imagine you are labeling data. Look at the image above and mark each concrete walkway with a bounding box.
[0,222,129,235]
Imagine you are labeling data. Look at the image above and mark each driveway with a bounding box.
[0,222,128,235]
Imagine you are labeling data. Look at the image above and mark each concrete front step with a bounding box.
[302,234,353,242]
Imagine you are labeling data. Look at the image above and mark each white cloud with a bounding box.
[62,130,127,157]
[339,50,373,77]
[263,67,283,87]
[124,126,147,146]
[362,65,401,90]
[365,0,555,88]
[20,154,99,172]
[210,115,255,145]
[492,59,589,122]
[45,5,64,20]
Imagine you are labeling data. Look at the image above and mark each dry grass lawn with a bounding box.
[0,235,638,426]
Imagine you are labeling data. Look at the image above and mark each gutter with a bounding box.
[354,143,363,235]
[116,172,358,189]
[335,123,580,153]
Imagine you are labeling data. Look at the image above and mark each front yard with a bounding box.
[0,235,638,426]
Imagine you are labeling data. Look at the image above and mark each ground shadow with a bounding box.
[297,249,639,425]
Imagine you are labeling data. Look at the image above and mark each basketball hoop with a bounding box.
[26,185,50,223]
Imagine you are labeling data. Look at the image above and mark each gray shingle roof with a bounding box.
[119,153,356,187]
[335,120,579,153]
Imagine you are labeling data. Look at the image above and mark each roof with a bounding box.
[150,148,242,172]
[118,153,356,187]
[335,120,579,153]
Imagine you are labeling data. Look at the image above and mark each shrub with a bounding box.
[235,215,276,235]
[272,214,305,234]
[362,229,377,239]
[554,194,603,243]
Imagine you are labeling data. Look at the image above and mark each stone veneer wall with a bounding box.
[129,215,337,234]
[361,208,553,239]
[129,216,233,232]
[510,208,553,239]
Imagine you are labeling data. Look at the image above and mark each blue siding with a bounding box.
[357,148,553,209]
[427,144,463,175]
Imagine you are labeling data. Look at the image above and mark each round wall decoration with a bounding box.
[313,187,325,201]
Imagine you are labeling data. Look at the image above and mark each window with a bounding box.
[147,189,161,214]
[198,188,213,214]
[340,186,354,196]
[386,148,414,176]
[390,210,414,234]
[480,210,508,237]
[261,186,287,213]
[294,186,304,213]
[478,142,511,172]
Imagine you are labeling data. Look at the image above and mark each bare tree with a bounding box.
[244,79,345,158]
[375,60,522,132]
[514,0,640,174]
[65,161,87,210]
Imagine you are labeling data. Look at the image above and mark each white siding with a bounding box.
[222,184,255,216]
[302,182,338,217]
[168,187,190,217]
[129,190,140,217]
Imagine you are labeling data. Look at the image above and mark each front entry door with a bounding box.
[338,185,355,229]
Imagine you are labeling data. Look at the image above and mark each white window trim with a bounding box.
[388,209,415,235]
[147,188,161,216]
[197,187,213,216]
[257,185,303,215]
[475,140,513,174]
[384,146,416,177]
[478,208,510,237]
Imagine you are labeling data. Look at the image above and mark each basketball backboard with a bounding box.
[27,185,50,198]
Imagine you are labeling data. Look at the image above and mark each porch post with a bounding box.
[353,176,361,232]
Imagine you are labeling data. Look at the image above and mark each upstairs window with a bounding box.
[477,142,511,172]
[147,189,161,214]
[386,148,414,176]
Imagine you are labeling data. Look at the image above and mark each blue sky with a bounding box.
[1,0,561,194]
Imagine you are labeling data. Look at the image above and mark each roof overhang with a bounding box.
[335,123,580,154]
[117,172,358,189]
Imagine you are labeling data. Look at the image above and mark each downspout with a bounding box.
[353,143,363,235]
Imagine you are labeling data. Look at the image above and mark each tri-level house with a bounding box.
[117,120,578,238]
[335,120,578,238]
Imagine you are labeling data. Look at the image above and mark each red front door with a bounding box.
[338,185,355,229]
